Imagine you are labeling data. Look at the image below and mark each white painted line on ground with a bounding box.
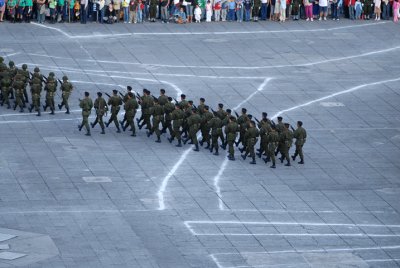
[227,209,396,214]
[25,43,400,70]
[194,233,400,237]
[210,247,400,268]
[271,77,400,119]
[1,52,21,58]
[30,21,388,39]
[0,209,151,214]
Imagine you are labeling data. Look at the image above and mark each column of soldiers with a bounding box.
[0,58,74,116]
[81,87,307,168]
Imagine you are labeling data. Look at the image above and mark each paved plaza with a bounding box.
[0,20,400,267]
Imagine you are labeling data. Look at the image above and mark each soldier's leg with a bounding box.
[23,87,29,103]
[167,121,173,137]
[283,147,290,166]
[84,115,91,135]
[154,119,161,141]
[249,141,256,164]
[113,113,121,132]
[91,115,99,128]
[64,97,70,113]
[129,115,136,135]
[17,94,24,111]
[192,128,199,151]
[212,135,219,155]
[298,144,304,163]
[50,98,55,114]
[228,139,235,159]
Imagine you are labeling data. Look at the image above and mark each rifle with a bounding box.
[152,95,158,101]
[173,98,179,104]
[234,111,240,118]
[43,76,48,82]
[290,126,295,132]
[118,91,125,98]
[104,92,111,98]
[192,104,197,110]
[211,108,216,114]
[58,78,63,85]
[271,120,276,127]
[254,117,261,125]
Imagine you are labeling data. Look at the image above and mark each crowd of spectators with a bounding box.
[0,0,399,23]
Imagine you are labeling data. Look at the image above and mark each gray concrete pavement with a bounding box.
[0,20,400,267]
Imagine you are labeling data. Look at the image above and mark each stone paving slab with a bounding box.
[0,20,400,267]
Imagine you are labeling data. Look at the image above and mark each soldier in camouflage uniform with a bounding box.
[139,89,154,130]
[29,70,42,116]
[257,118,272,158]
[157,89,169,133]
[278,123,293,166]
[79,91,93,136]
[17,64,30,104]
[265,126,280,168]
[197,98,206,117]
[0,66,12,109]
[168,103,185,147]
[7,61,17,100]
[292,121,307,164]
[225,116,239,160]
[183,108,201,151]
[274,116,285,156]
[43,72,57,115]
[220,108,233,150]
[241,121,259,164]
[106,89,123,133]
[147,98,164,142]
[199,105,213,149]
[122,92,139,137]
[119,86,133,127]
[91,92,108,134]
[161,97,175,136]
[58,76,73,114]
[236,108,249,147]
[208,110,224,156]
[12,74,25,112]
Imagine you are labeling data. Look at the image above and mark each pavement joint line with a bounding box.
[158,78,272,210]
[23,43,400,70]
[30,21,388,39]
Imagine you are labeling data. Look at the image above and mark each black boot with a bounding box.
[220,143,226,150]
[176,140,182,147]
[298,160,304,164]
[292,155,296,161]
[193,144,199,152]
[19,107,24,113]
[50,109,55,115]
[168,137,173,143]
[146,131,152,137]
[65,108,70,114]
[78,125,82,131]
[105,122,110,128]
[285,161,291,167]
[155,137,161,143]
[204,143,210,149]
[131,132,136,137]
[199,140,203,146]
[90,122,95,128]
[37,110,41,116]
[58,104,62,110]
[183,138,188,145]
[116,127,121,133]
[213,149,219,156]
[228,155,235,161]
[250,157,256,164]
[85,131,91,136]
[101,129,105,134]
[270,163,276,168]
[29,105,33,113]
[241,154,246,160]
[43,104,47,111]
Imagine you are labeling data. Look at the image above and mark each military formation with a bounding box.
[0,58,74,116]
[80,87,307,168]
[0,57,307,168]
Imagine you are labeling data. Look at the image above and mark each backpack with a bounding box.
[0,0,4,7]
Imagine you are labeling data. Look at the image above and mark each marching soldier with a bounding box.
[241,120,259,164]
[8,61,17,100]
[161,96,175,136]
[119,86,133,127]
[278,123,293,166]
[168,103,185,147]
[265,126,280,168]
[105,89,123,133]
[199,105,213,149]
[91,92,108,134]
[236,108,248,147]
[197,97,206,116]
[43,72,57,114]
[138,89,154,130]
[215,103,227,120]
[208,110,224,156]
[0,66,12,109]
[147,98,164,142]
[183,108,201,151]
[78,91,93,136]
[17,64,30,104]
[292,121,307,164]
[257,119,272,158]
[158,88,168,106]
[122,92,139,137]
[225,116,239,160]
[29,71,42,116]
[12,73,25,112]
[58,75,73,114]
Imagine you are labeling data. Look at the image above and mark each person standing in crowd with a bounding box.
[331,0,339,19]
[129,0,137,22]
[98,0,105,22]
[280,0,286,21]
[194,3,202,21]
[382,0,389,19]
[160,0,168,23]
[318,0,327,19]
[394,0,399,22]
[214,0,221,21]
[206,0,212,21]
[137,0,144,22]
[292,0,301,19]
[243,0,251,21]
[235,0,243,21]
[354,0,361,18]
[260,0,267,19]
[348,0,354,19]
[185,0,193,22]
[80,0,88,23]
[221,0,228,20]
[374,0,381,19]
[149,0,157,21]
[0,0,5,22]
[122,0,129,22]
[304,0,313,20]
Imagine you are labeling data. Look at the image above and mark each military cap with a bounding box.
[97,92,102,97]
[204,105,209,110]
[262,112,268,117]
[242,108,247,113]
[85,92,90,96]
[297,121,303,126]
[277,116,283,121]
[200,97,205,102]
[22,64,28,70]
[49,72,55,77]
[229,116,236,121]
[62,76,68,81]
[167,97,172,101]
[128,92,134,98]
[175,103,181,108]
[188,100,193,104]
[154,98,159,103]
[34,67,40,72]
[181,94,186,99]
[226,109,231,114]
[160,88,165,94]
[250,120,256,125]
[248,114,253,119]
[113,89,118,94]
[284,123,290,127]
[127,86,132,91]
[142,88,147,93]
[8,61,14,67]
[218,103,223,108]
